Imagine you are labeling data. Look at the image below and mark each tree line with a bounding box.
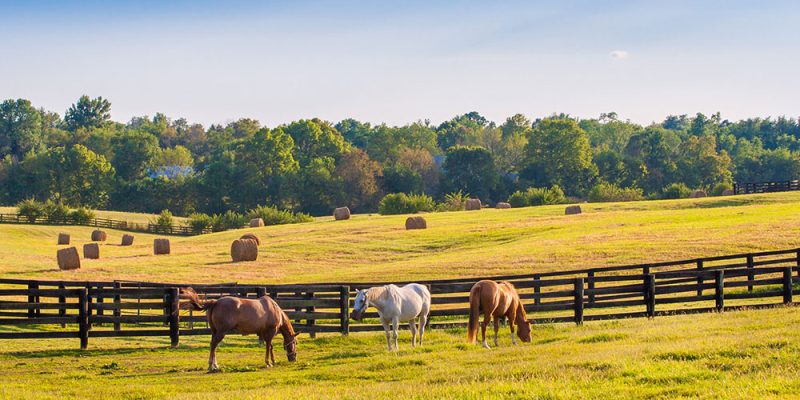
[1,97,798,217]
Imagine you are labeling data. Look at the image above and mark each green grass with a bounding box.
[1,306,799,399]
[1,192,800,284]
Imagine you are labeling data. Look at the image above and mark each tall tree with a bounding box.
[0,99,43,161]
[521,118,597,195]
[64,95,111,131]
[442,145,498,201]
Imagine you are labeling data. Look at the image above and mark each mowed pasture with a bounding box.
[1,307,799,399]
[1,192,800,284]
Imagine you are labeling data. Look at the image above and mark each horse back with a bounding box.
[210,296,283,334]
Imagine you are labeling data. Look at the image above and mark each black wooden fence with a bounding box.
[1,248,799,349]
[0,214,207,236]
[734,180,800,195]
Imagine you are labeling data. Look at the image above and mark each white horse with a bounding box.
[350,283,431,351]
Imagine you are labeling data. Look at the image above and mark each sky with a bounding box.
[1,0,798,127]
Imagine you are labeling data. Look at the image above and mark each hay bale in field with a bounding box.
[91,230,107,242]
[57,233,70,245]
[57,247,80,270]
[721,189,735,196]
[231,239,259,262]
[690,190,707,198]
[496,202,511,209]
[121,234,134,246]
[333,207,351,220]
[83,243,100,259]
[240,233,261,246]
[405,216,427,230]
[565,205,582,215]
[249,218,265,227]
[465,199,482,211]
[154,238,171,255]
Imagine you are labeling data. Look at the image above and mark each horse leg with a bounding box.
[493,318,500,347]
[508,310,518,346]
[382,320,392,351]
[392,317,400,351]
[418,314,427,346]
[481,313,491,349]
[209,331,225,372]
[409,318,417,348]
[263,328,277,368]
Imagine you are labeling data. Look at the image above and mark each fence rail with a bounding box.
[734,180,800,195]
[1,247,799,348]
[0,213,208,236]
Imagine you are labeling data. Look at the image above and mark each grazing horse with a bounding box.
[467,280,532,349]
[180,288,299,371]
[350,283,431,351]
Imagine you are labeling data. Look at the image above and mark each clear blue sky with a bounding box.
[1,0,798,127]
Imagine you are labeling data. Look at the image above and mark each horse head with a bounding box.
[283,331,300,362]
[350,289,369,321]
[516,318,532,342]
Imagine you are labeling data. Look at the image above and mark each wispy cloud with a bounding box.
[609,50,629,60]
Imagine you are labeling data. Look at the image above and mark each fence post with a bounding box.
[58,283,66,328]
[306,291,316,339]
[533,275,541,306]
[113,282,122,331]
[340,286,350,336]
[783,267,793,305]
[714,270,724,312]
[294,291,302,327]
[696,260,704,296]
[587,271,595,305]
[747,254,754,292]
[168,288,180,348]
[796,249,800,278]
[28,282,38,318]
[78,288,89,350]
[573,278,584,326]
[645,274,655,318]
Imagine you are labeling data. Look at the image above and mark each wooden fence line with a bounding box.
[734,180,800,195]
[0,213,207,236]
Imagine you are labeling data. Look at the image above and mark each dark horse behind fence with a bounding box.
[180,288,299,371]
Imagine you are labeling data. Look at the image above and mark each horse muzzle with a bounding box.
[350,311,363,321]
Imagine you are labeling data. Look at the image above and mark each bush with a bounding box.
[378,193,436,215]
[247,205,313,226]
[437,191,469,212]
[42,200,71,222]
[588,182,644,203]
[711,182,733,196]
[69,207,95,224]
[153,209,174,233]
[211,210,248,232]
[507,185,566,208]
[188,213,213,234]
[16,198,45,223]
[661,183,692,199]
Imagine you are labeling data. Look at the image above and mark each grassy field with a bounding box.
[1,306,799,399]
[1,192,800,284]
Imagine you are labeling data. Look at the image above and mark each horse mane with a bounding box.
[365,285,390,303]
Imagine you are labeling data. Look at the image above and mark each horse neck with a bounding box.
[279,313,296,341]
[366,286,389,311]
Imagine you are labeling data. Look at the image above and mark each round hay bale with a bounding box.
[496,202,511,209]
[333,207,351,220]
[154,238,171,255]
[83,243,100,259]
[465,199,482,211]
[690,190,707,198]
[121,234,134,246]
[240,233,261,246]
[405,216,427,230]
[57,247,80,270]
[565,205,582,215]
[721,189,735,196]
[231,239,259,262]
[249,218,265,228]
[57,233,70,245]
[91,230,107,242]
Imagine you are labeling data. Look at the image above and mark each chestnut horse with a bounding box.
[180,288,299,371]
[467,280,532,349]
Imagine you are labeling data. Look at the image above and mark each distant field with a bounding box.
[1,306,799,399]
[1,192,800,284]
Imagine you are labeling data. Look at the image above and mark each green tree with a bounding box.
[520,118,597,195]
[0,99,43,160]
[442,146,498,201]
[64,95,111,131]
[333,148,383,211]
[111,130,160,181]
[283,119,348,166]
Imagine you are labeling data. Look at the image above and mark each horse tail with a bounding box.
[179,287,217,312]
[467,283,482,344]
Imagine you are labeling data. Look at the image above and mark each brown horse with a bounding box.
[467,280,532,348]
[180,288,299,371]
